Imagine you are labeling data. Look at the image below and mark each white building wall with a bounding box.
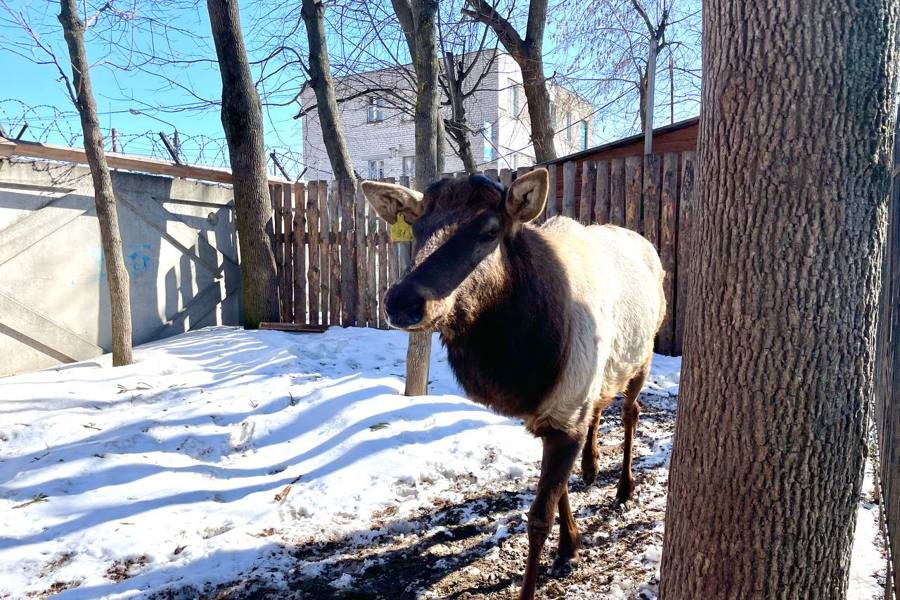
[302,51,593,182]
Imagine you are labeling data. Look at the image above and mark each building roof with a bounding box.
[541,116,699,166]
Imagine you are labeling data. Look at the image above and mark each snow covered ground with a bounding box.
[0,326,885,599]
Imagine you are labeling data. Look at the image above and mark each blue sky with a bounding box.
[1,0,699,175]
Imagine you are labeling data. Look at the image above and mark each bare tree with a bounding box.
[56,0,133,366]
[206,0,281,329]
[301,0,359,326]
[553,0,700,136]
[660,0,898,596]
[463,0,556,162]
[391,0,444,395]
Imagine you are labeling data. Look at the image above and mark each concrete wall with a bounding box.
[0,158,241,376]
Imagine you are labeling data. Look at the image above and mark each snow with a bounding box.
[0,326,884,599]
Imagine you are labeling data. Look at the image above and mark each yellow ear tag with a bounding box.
[390,214,414,242]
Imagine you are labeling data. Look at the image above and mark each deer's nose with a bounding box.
[384,281,425,329]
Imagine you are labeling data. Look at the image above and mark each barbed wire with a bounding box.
[0,99,306,179]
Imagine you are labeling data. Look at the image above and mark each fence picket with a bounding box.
[579,161,597,224]
[318,180,329,326]
[595,161,610,224]
[272,184,284,319]
[293,182,306,324]
[657,153,679,354]
[378,218,389,329]
[610,158,625,226]
[675,152,696,355]
[625,156,642,232]
[643,154,662,248]
[562,161,577,217]
[330,185,341,326]
[281,184,294,323]
[367,204,378,327]
[306,181,321,326]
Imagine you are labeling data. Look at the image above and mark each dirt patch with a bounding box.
[105,554,150,582]
[155,393,675,600]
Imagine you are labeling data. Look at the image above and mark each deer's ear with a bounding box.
[361,181,425,224]
[505,169,549,223]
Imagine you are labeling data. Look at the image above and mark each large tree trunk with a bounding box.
[58,0,133,366]
[444,52,478,174]
[206,0,280,329]
[659,2,898,598]
[301,0,358,326]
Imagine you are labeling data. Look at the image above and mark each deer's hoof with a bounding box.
[615,478,635,505]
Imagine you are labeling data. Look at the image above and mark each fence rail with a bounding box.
[269,153,695,356]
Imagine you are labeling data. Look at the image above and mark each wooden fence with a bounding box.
[874,129,900,598]
[270,153,697,356]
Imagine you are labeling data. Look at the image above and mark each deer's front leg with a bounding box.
[520,428,582,600]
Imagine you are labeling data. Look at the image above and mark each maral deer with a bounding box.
[362,169,666,600]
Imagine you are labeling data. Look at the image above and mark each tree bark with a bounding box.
[659,2,899,598]
[392,0,442,395]
[58,0,133,366]
[464,0,556,163]
[206,0,280,329]
[301,0,358,326]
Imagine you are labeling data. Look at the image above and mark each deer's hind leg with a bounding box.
[581,398,611,485]
[616,362,650,504]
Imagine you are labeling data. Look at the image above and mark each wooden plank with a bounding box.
[329,184,341,326]
[579,161,597,224]
[356,185,369,326]
[259,322,328,333]
[545,163,558,220]
[271,184,285,319]
[399,175,411,188]
[281,183,294,323]
[657,152,679,355]
[675,151,696,355]
[642,154,662,248]
[319,181,331,326]
[367,204,378,326]
[293,182,307,324]
[595,161,610,224]
[499,168,513,188]
[378,217,389,329]
[562,161,577,217]
[389,234,400,290]
[306,181,321,326]
[5,138,292,185]
[625,156,643,232]
[516,166,531,180]
[610,158,626,226]
[485,168,499,181]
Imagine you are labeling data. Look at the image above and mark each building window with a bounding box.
[367,97,386,123]
[580,121,589,150]
[367,159,384,179]
[508,79,519,115]
[402,156,416,177]
[482,122,497,162]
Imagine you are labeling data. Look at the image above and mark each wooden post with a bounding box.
[579,161,597,224]
[293,182,307,324]
[625,155,643,232]
[485,168,499,181]
[355,185,368,326]
[562,161,577,217]
[675,151,696,354]
[610,158,626,226]
[306,181,321,326]
[595,161,610,224]
[499,168,513,188]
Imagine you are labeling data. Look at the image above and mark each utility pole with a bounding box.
[669,53,674,124]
